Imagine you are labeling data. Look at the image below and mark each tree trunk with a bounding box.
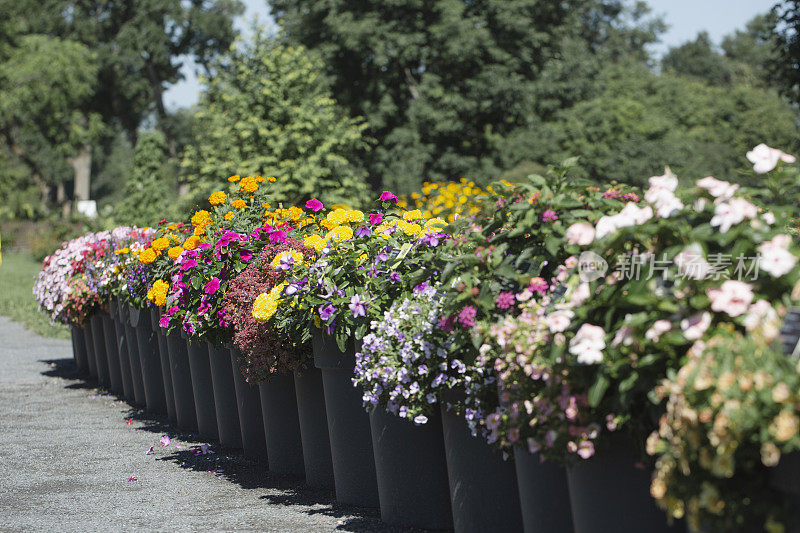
[70,144,92,203]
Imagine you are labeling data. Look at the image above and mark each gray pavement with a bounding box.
[0,316,401,532]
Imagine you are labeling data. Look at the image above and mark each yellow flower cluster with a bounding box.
[191,210,211,228]
[232,199,247,209]
[209,191,227,206]
[114,247,130,255]
[146,279,169,308]
[183,235,200,250]
[138,248,157,264]
[270,250,305,270]
[401,178,505,222]
[224,211,234,220]
[303,234,326,254]
[228,174,240,182]
[151,237,171,252]
[238,176,259,193]
[325,225,354,242]
[252,282,287,322]
[168,246,184,259]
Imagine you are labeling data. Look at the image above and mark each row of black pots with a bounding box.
[71,309,678,533]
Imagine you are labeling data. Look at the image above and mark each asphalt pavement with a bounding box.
[0,316,406,532]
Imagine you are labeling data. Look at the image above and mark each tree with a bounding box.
[721,13,779,84]
[0,35,103,210]
[662,31,733,85]
[269,0,663,192]
[115,131,176,226]
[771,1,800,106]
[182,33,370,207]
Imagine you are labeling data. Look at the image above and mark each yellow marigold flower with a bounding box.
[228,174,240,182]
[271,250,305,270]
[191,210,211,228]
[304,234,327,254]
[194,227,205,236]
[287,206,303,222]
[208,191,227,205]
[224,211,234,221]
[252,293,279,322]
[138,248,157,264]
[114,248,130,255]
[325,225,354,243]
[168,246,184,259]
[399,221,422,236]
[267,176,277,183]
[262,202,271,209]
[183,235,201,250]
[403,209,422,221]
[239,176,259,193]
[167,224,178,230]
[256,176,265,183]
[147,279,170,308]
[375,221,397,238]
[270,281,287,299]
[299,218,314,228]
[325,208,350,227]
[320,218,339,230]
[345,209,365,223]
[165,233,180,241]
[151,237,171,252]
[232,199,247,209]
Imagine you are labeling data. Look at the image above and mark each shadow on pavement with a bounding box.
[41,357,413,532]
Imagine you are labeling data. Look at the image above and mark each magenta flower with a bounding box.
[457,305,477,328]
[379,191,398,203]
[180,259,198,271]
[495,291,515,310]
[269,230,287,243]
[542,209,558,222]
[528,277,548,295]
[369,213,384,225]
[305,198,324,212]
[159,314,170,329]
[160,435,171,447]
[239,249,253,263]
[204,277,220,294]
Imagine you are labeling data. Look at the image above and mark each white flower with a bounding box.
[706,280,754,317]
[619,202,653,225]
[570,324,606,364]
[646,186,684,218]
[696,176,738,200]
[710,202,744,233]
[595,215,621,240]
[645,320,671,343]
[680,312,711,341]
[747,143,796,174]
[744,300,780,342]
[611,325,634,347]
[648,170,678,192]
[546,309,574,333]
[565,222,595,246]
[758,235,797,277]
[570,282,591,306]
[763,212,776,225]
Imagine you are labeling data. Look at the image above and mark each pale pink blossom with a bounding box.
[648,170,678,192]
[680,312,711,341]
[674,245,712,280]
[546,309,574,333]
[710,199,756,233]
[570,324,606,364]
[611,325,634,347]
[747,143,796,174]
[744,300,780,341]
[595,215,621,240]
[565,222,596,245]
[696,176,738,200]
[763,212,776,225]
[645,320,672,342]
[619,202,653,225]
[645,185,684,218]
[570,282,591,306]
[758,235,797,277]
[706,280,754,317]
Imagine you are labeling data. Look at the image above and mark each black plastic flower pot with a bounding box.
[70,325,89,374]
[83,320,98,378]
[166,331,197,432]
[440,400,524,533]
[150,309,176,423]
[258,373,305,477]
[312,329,379,507]
[566,433,679,533]
[110,300,134,402]
[123,305,146,406]
[186,339,218,441]
[229,347,267,459]
[513,447,574,533]
[369,406,453,530]
[90,312,110,387]
[294,367,334,489]
[133,309,167,415]
[101,312,124,394]
[770,452,800,524]
[207,343,242,449]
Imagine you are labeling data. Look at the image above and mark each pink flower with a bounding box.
[528,277,548,295]
[645,320,671,343]
[569,283,590,306]
[546,310,574,333]
[542,209,558,222]
[674,245,712,280]
[180,259,198,271]
[565,222,595,246]
[457,305,477,328]
[744,300,780,340]
[239,249,253,263]
[680,312,711,341]
[305,198,324,212]
[569,324,606,364]
[648,170,678,192]
[379,191,398,203]
[160,435,171,447]
[204,277,220,295]
[369,213,384,225]
[611,326,634,347]
[577,440,595,459]
[747,143,796,174]
[696,176,738,200]
[269,230,287,243]
[710,199,756,233]
[159,315,170,329]
[706,280,754,317]
[495,292,516,310]
[758,235,797,277]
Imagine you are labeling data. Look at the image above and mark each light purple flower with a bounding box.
[349,294,368,318]
[319,304,337,321]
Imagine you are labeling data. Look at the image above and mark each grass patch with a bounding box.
[0,252,69,339]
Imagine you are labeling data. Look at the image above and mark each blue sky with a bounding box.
[164,0,778,110]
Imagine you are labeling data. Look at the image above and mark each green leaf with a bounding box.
[588,375,610,407]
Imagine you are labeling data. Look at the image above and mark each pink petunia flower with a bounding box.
[305,198,324,212]
[379,191,398,203]
[706,280,754,317]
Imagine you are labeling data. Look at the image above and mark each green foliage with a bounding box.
[182,33,370,207]
[519,63,799,187]
[662,31,733,85]
[771,1,800,106]
[115,131,176,226]
[272,0,664,192]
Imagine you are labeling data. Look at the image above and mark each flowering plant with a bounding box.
[481,165,800,463]
[648,329,800,532]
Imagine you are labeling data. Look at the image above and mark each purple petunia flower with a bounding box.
[349,294,368,318]
[355,226,371,238]
[319,304,337,321]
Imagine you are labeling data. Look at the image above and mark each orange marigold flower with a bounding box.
[151,237,171,252]
[232,199,247,209]
[228,174,241,182]
[183,236,201,250]
[209,191,227,205]
[138,248,157,264]
[194,227,205,236]
[238,176,259,193]
[256,176,265,183]
[267,176,277,183]
[168,246,184,259]
[191,210,211,228]
[224,211,234,220]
